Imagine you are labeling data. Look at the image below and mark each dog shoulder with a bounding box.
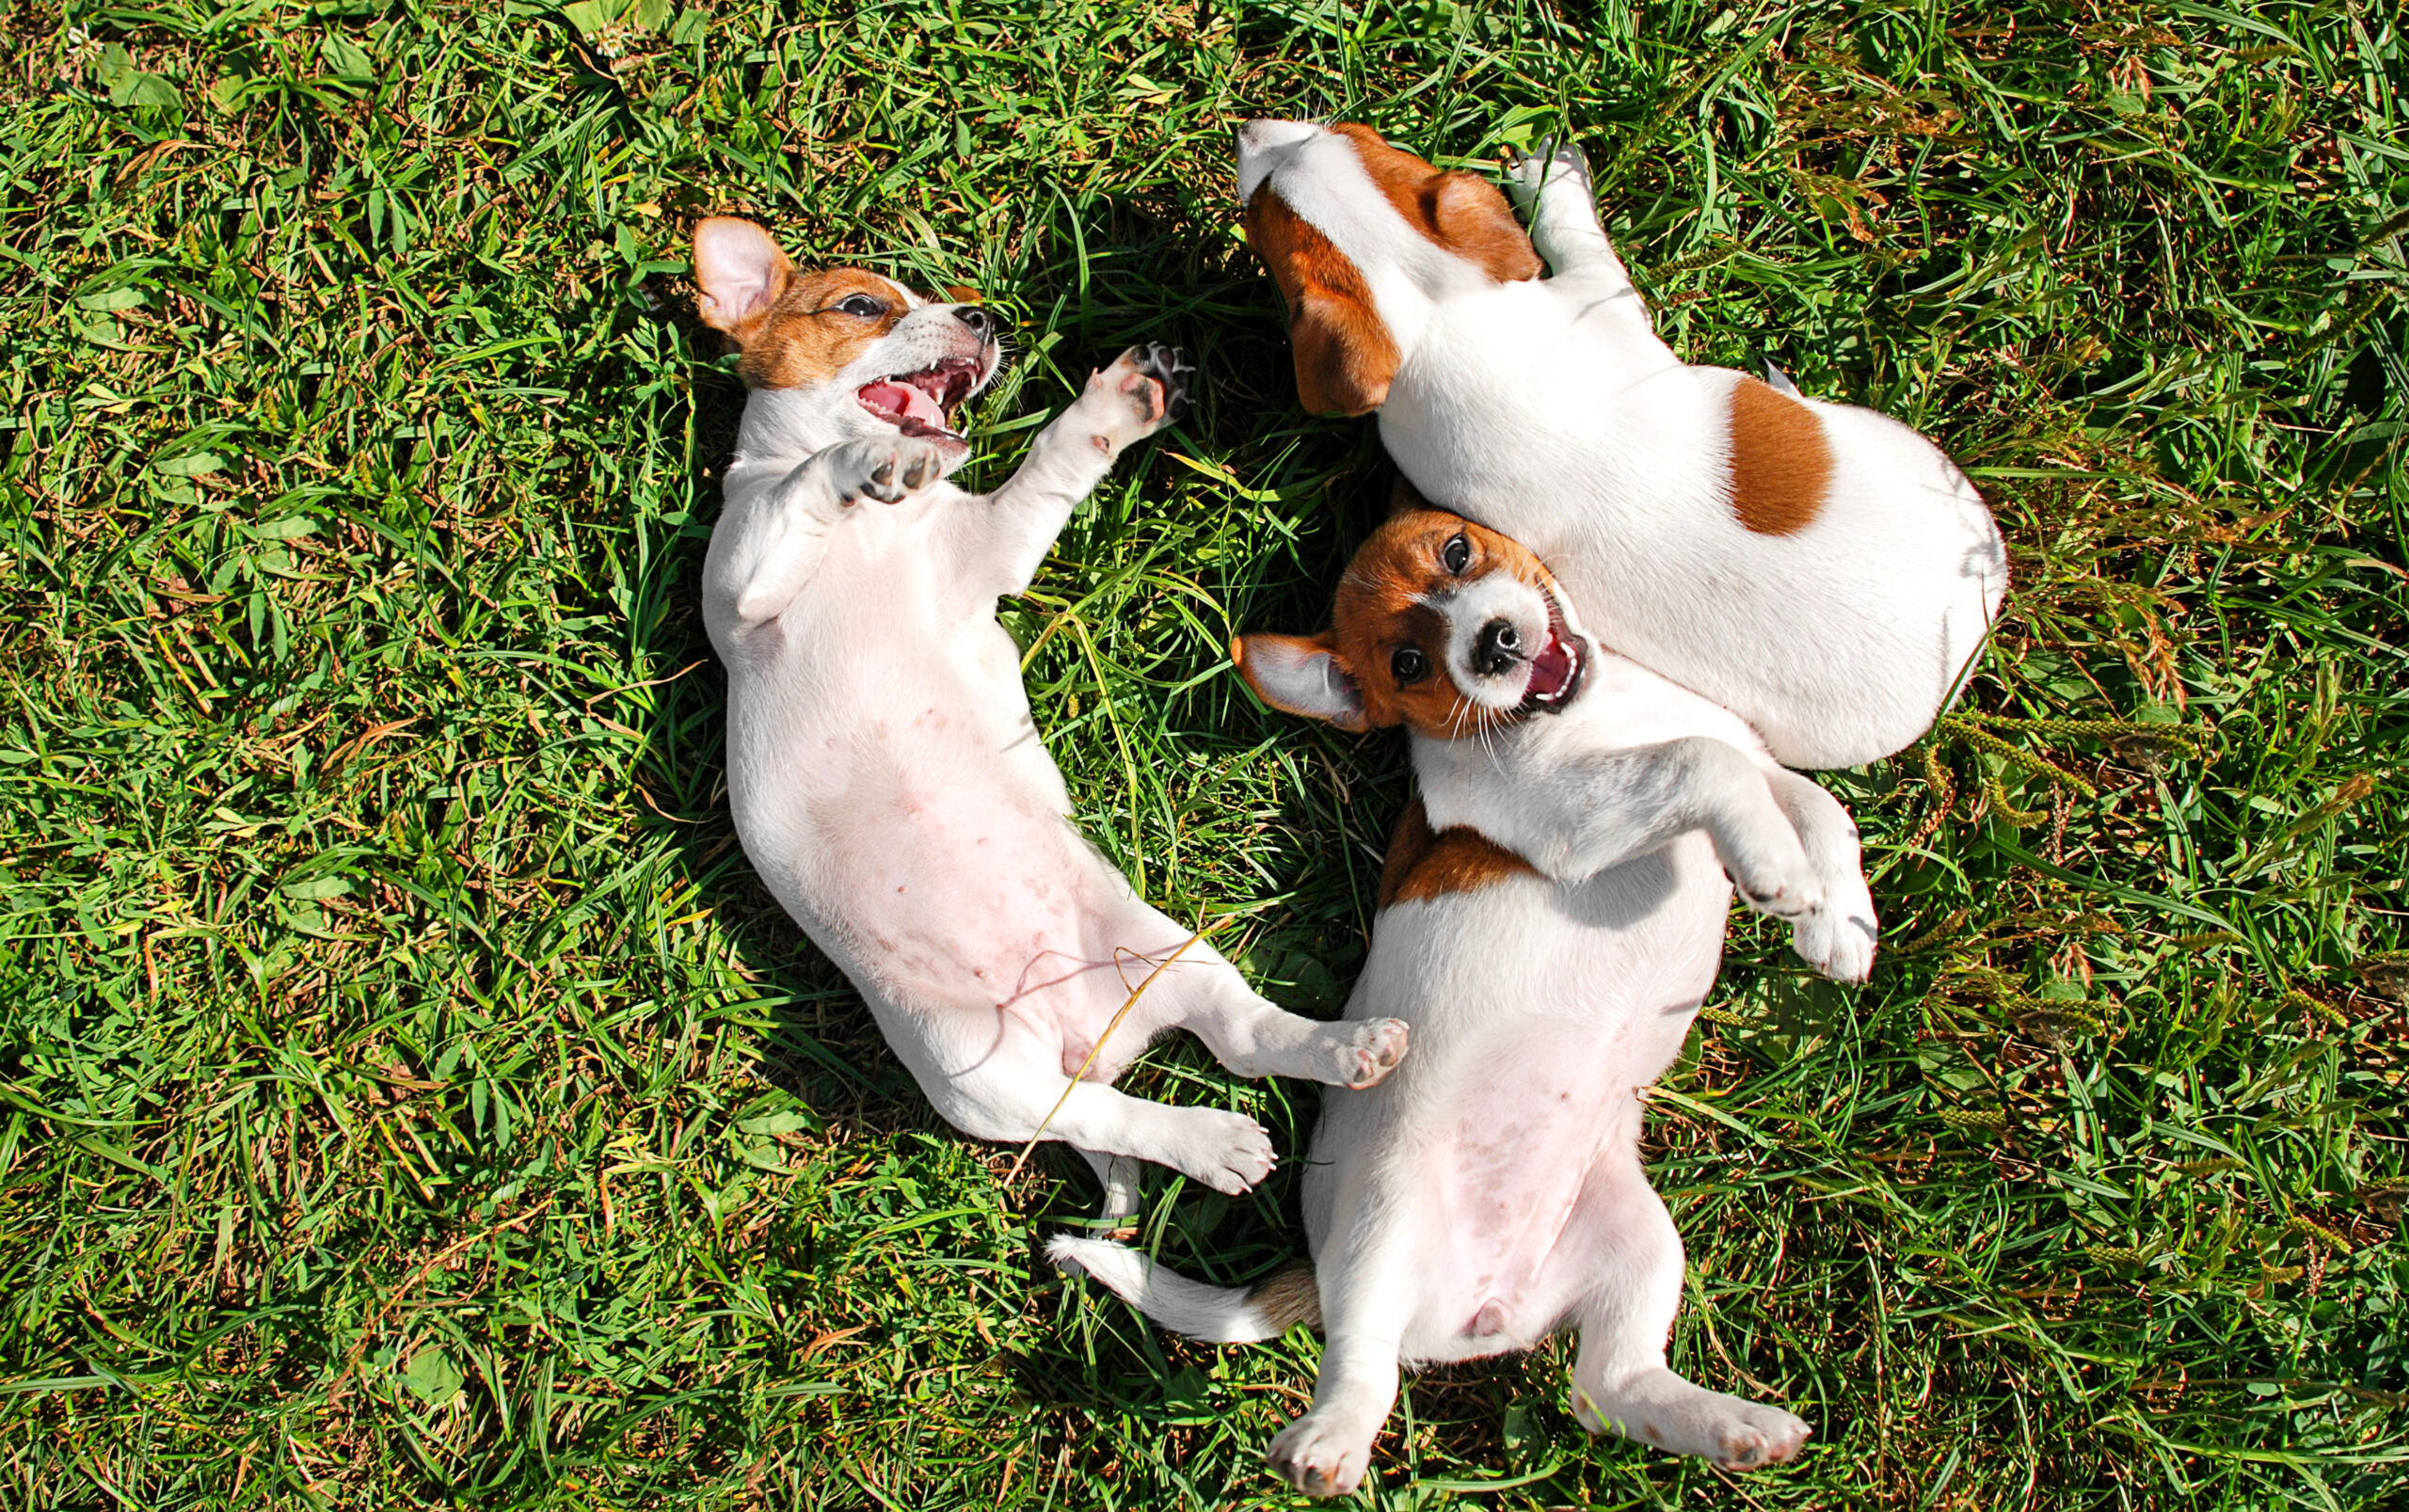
[1378,795,1540,911]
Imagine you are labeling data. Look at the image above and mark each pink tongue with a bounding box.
[1527,637,1573,697]
[862,380,946,427]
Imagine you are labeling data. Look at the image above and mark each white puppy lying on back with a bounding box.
[691,217,1407,1210]
[1234,120,2007,770]
[1053,500,1871,1494]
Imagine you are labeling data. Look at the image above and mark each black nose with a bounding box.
[953,306,994,339]
[1476,619,1523,676]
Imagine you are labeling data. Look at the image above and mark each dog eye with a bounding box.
[837,294,886,317]
[1391,647,1428,684]
[1441,534,1472,574]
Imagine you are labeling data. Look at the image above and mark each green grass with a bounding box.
[1,0,2404,1505]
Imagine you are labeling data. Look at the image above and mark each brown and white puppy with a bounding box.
[693,217,1407,1214]
[1052,501,1870,1494]
[1234,121,2007,770]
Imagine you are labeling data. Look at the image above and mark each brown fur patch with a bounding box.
[1328,123,1542,284]
[1246,1262,1323,1331]
[1330,507,1555,738]
[1245,183,1399,416]
[1378,796,1540,910]
[1727,376,1832,534]
[731,268,916,391]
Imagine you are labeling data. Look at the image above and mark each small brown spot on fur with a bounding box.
[1328,123,1541,283]
[1728,376,1831,534]
[1247,1263,1322,1331]
[1245,183,1399,416]
[1379,797,1539,910]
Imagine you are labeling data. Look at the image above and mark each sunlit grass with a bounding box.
[0,1,2402,1506]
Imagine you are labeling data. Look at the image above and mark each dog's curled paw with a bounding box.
[1792,907,1876,984]
[830,436,949,505]
[1268,1411,1373,1498]
[1703,1401,1812,1472]
[1092,342,1193,434]
[1322,1016,1409,1089]
[1735,875,1823,923]
[1503,134,1592,205]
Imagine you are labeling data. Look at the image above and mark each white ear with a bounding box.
[1233,634,1366,731]
[693,217,792,336]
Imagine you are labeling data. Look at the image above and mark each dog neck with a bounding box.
[729,387,853,472]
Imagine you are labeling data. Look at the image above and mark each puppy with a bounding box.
[691,217,1407,1213]
[1233,120,2008,770]
[1051,501,1871,1494]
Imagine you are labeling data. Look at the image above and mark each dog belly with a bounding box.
[726,645,1156,1037]
[1308,858,1723,1363]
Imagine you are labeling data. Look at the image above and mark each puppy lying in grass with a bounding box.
[1234,120,2006,770]
[1052,500,1871,1493]
[691,217,1406,1213]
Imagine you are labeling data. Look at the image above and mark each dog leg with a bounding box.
[1164,962,1409,1090]
[1763,771,1878,983]
[1265,1222,1418,1498]
[713,436,950,628]
[1435,737,1820,917]
[1568,1169,1812,1472]
[1501,137,1632,289]
[934,1069,1275,1196]
[1075,1145,1143,1226]
[1268,1332,1401,1497]
[947,344,1193,602]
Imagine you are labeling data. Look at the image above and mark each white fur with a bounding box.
[1055,573,1868,1493]
[1046,1234,1293,1344]
[700,245,1410,1206]
[1235,124,2009,770]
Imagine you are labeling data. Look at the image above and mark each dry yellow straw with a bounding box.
[1002,924,1215,1186]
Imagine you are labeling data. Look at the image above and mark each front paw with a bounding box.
[1084,343,1193,442]
[1503,134,1592,207]
[1733,864,1823,923]
[828,436,949,505]
[1790,904,1876,984]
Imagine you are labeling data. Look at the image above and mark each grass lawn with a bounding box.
[3,0,2405,1505]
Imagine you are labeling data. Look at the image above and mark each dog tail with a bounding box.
[1046,1234,1319,1344]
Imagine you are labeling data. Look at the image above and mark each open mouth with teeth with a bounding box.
[1518,591,1586,713]
[857,357,983,442]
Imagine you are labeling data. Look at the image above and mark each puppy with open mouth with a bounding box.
[1052,496,1873,1494]
[691,217,1407,1211]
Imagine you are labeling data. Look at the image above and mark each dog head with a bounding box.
[692,216,1002,456]
[1233,502,1585,739]
[1235,120,1540,416]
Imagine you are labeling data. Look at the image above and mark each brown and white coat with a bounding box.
[1235,121,2008,770]
[1053,504,1874,1494]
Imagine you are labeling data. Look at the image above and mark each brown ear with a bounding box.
[692,217,793,342]
[1429,173,1541,282]
[1231,633,1368,731]
[1292,289,1400,417]
[1245,184,1401,418]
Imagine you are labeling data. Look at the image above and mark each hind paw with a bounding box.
[1268,1410,1375,1497]
[1323,1017,1409,1089]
